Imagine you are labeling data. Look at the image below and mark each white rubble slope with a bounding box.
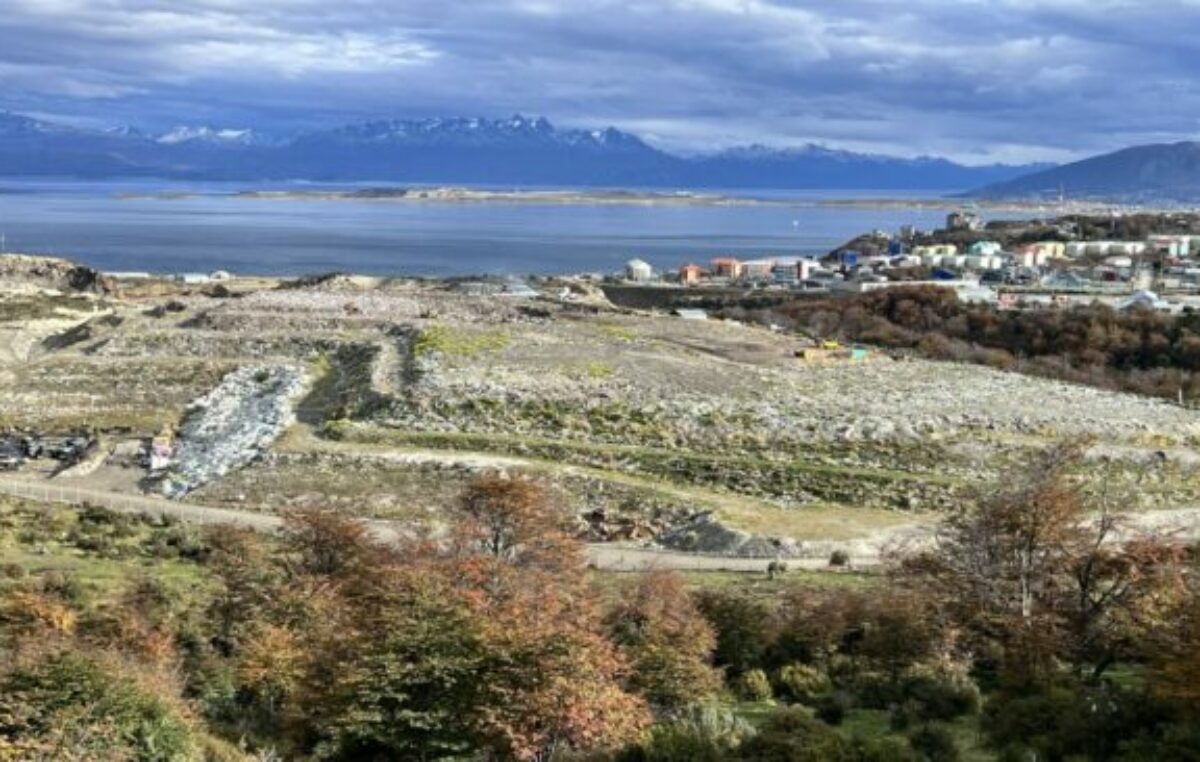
[165,365,305,497]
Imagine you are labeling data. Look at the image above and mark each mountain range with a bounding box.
[0,111,1047,190]
[973,141,1200,203]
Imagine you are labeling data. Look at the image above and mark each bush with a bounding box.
[617,705,753,762]
[0,650,198,761]
[736,708,849,761]
[982,682,1171,762]
[40,571,86,605]
[849,736,922,762]
[695,591,775,677]
[737,669,773,702]
[0,562,25,579]
[776,664,832,706]
[908,724,960,762]
[829,550,851,567]
[890,699,921,732]
[900,670,980,723]
[850,671,903,710]
[617,724,731,762]
[814,691,853,727]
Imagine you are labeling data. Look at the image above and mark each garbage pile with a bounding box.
[163,365,305,497]
[0,432,94,471]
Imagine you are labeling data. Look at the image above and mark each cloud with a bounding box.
[0,0,1196,162]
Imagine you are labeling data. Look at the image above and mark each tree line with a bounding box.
[2,451,1200,760]
[722,286,1200,401]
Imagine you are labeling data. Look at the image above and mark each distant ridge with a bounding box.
[972,141,1200,202]
[0,111,1046,190]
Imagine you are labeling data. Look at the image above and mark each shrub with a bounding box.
[40,571,86,605]
[737,669,773,702]
[814,691,853,727]
[908,724,960,762]
[695,591,775,677]
[899,669,980,723]
[0,562,24,579]
[890,699,921,732]
[0,650,198,761]
[850,671,903,710]
[829,550,851,567]
[776,663,832,706]
[617,705,753,762]
[849,736,922,762]
[735,708,849,761]
[617,724,730,762]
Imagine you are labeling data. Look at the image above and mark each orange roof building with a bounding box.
[679,263,704,285]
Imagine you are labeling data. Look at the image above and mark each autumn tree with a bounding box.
[281,507,381,579]
[286,474,650,761]
[303,566,487,761]
[900,441,1184,683]
[443,474,650,759]
[450,473,580,575]
[605,571,722,710]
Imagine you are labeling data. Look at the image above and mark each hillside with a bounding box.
[973,140,1200,202]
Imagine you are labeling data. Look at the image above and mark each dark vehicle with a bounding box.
[0,439,24,471]
[22,434,93,463]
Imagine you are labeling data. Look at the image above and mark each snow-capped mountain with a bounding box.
[105,125,147,139]
[299,115,650,152]
[155,126,269,146]
[0,111,1048,188]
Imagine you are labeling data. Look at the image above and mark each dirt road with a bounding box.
[0,476,823,571]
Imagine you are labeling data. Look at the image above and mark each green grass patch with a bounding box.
[0,499,214,606]
[839,709,994,762]
[329,424,963,512]
[413,326,510,357]
[592,322,638,341]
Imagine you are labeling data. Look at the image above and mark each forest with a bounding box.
[721,287,1200,402]
[1,445,1199,761]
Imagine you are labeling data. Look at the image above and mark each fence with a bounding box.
[0,478,281,531]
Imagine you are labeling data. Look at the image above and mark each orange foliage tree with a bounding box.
[899,442,1185,683]
[605,570,721,710]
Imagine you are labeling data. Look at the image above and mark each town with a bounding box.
[620,208,1200,313]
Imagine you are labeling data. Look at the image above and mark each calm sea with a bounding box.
[0,180,1022,277]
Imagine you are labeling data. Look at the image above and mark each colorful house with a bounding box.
[711,257,743,279]
[679,263,704,285]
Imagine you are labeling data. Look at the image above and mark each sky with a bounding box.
[1,0,1198,165]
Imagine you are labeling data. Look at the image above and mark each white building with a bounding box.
[624,258,653,282]
[1067,241,1147,258]
[1148,235,1192,258]
[740,258,777,281]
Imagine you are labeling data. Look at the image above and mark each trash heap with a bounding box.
[163,365,305,498]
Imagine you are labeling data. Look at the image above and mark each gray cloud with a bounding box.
[0,0,1197,162]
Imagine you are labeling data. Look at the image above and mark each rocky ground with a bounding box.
[1,258,1198,559]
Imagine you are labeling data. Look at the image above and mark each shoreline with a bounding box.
[110,186,1197,215]
[116,186,794,207]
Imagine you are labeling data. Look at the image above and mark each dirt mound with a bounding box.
[41,314,124,351]
[0,254,109,294]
